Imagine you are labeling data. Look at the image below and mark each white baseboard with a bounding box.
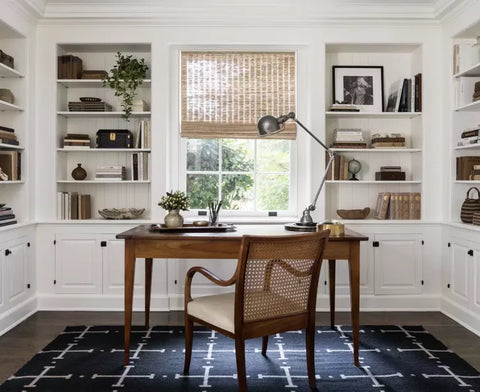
[0,296,38,336]
[36,294,170,311]
[441,297,480,336]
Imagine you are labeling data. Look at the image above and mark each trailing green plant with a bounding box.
[103,52,149,121]
[158,190,191,211]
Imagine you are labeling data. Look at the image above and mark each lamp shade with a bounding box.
[257,115,282,136]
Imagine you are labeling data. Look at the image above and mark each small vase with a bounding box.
[164,209,184,228]
[71,163,87,180]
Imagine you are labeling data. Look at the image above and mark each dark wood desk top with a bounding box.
[117,224,368,242]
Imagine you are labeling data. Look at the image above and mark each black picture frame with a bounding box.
[332,66,384,112]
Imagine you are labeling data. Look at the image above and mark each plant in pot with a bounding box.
[103,52,149,121]
[158,190,191,227]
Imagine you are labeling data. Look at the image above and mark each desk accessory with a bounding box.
[258,112,335,231]
[150,223,236,233]
[318,220,345,236]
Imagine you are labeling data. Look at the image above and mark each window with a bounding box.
[181,51,296,213]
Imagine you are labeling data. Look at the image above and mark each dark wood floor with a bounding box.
[1,311,480,384]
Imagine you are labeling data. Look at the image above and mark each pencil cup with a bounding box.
[209,211,219,226]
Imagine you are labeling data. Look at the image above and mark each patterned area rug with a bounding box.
[1,325,479,392]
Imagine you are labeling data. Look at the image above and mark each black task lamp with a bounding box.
[257,112,335,231]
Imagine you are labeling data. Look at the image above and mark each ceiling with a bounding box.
[20,0,464,22]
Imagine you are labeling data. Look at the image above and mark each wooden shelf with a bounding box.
[57,79,151,88]
[326,111,422,119]
[326,180,421,184]
[0,100,22,111]
[57,111,150,118]
[57,148,150,152]
[57,180,151,184]
[331,148,421,153]
[0,63,24,78]
[454,100,480,112]
[453,62,480,78]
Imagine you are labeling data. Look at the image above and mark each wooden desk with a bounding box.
[117,224,368,366]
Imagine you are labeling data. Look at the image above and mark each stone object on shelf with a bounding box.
[98,208,145,219]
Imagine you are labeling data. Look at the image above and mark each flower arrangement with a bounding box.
[158,190,190,211]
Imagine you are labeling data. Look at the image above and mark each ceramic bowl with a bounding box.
[98,208,145,219]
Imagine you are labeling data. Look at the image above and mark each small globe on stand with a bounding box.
[348,159,361,181]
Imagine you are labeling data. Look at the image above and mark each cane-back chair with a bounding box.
[183,230,330,391]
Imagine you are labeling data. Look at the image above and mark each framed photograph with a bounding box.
[332,66,384,112]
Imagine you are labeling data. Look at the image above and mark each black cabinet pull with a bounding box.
[5,249,11,256]
[468,249,474,256]
[372,241,379,247]
[100,241,107,247]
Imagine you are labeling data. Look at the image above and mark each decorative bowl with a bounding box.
[98,208,145,220]
[79,96,101,102]
[336,207,370,220]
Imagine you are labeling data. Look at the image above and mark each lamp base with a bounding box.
[284,222,317,232]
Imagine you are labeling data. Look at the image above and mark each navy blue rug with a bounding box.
[1,325,479,391]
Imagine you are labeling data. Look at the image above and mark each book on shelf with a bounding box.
[135,120,151,149]
[398,79,409,112]
[325,153,348,180]
[457,136,480,146]
[461,127,480,139]
[0,151,21,180]
[0,130,17,140]
[371,141,406,148]
[57,192,91,220]
[0,138,19,146]
[0,213,15,221]
[0,218,17,227]
[0,125,14,133]
[380,165,402,171]
[456,156,480,180]
[375,192,390,219]
[385,80,403,112]
[375,192,420,220]
[329,103,359,112]
[453,42,479,75]
[385,76,421,112]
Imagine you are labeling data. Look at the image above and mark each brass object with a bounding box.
[318,220,344,236]
[193,220,209,226]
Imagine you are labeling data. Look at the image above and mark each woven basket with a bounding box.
[460,187,480,223]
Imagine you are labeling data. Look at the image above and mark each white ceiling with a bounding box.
[21,0,464,21]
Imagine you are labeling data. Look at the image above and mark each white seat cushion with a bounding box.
[187,292,235,333]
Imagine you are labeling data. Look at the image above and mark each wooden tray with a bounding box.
[150,223,236,233]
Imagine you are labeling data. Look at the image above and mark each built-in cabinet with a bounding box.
[55,44,152,220]
[324,44,423,221]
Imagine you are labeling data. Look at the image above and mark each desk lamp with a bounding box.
[257,112,335,231]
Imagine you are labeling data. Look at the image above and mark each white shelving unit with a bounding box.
[325,43,423,221]
[55,43,152,220]
[0,23,27,223]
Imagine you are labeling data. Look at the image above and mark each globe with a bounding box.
[348,159,361,180]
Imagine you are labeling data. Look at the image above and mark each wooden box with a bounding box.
[375,171,406,181]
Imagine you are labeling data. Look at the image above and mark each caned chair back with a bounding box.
[235,231,329,325]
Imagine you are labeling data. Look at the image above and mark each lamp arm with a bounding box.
[291,116,335,225]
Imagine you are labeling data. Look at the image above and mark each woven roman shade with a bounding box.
[181,51,296,139]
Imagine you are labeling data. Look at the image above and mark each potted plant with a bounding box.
[158,190,190,227]
[103,52,149,121]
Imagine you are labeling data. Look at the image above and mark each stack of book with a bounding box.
[325,153,349,181]
[95,165,126,181]
[457,127,480,146]
[0,125,19,146]
[68,101,112,112]
[0,150,21,180]
[375,166,406,181]
[63,133,91,149]
[385,74,422,112]
[330,128,367,149]
[374,192,421,220]
[57,55,83,79]
[135,120,151,149]
[456,156,480,180]
[57,192,91,220]
[329,103,359,112]
[0,205,17,227]
[371,134,406,148]
[131,152,149,181]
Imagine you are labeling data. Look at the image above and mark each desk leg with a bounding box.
[124,239,135,366]
[145,258,153,328]
[328,259,336,329]
[349,242,360,367]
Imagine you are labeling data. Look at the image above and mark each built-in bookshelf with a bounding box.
[0,20,27,225]
[324,43,423,222]
[451,32,480,225]
[55,43,152,220]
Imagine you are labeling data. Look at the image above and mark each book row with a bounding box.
[374,192,421,220]
[57,192,91,220]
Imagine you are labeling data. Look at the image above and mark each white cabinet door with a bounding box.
[0,250,4,310]
[102,235,145,294]
[55,234,102,294]
[448,241,471,307]
[374,233,422,294]
[4,240,29,306]
[473,248,480,312]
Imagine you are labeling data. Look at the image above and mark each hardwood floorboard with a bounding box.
[0,311,479,384]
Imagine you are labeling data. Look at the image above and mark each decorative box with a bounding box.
[375,171,406,181]
[81,70,108,79]
[96,130,133,148]
[0,49,14,69]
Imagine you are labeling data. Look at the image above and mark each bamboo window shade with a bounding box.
[181,51,296,139]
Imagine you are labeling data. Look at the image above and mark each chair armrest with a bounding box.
[185,267,236,303]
